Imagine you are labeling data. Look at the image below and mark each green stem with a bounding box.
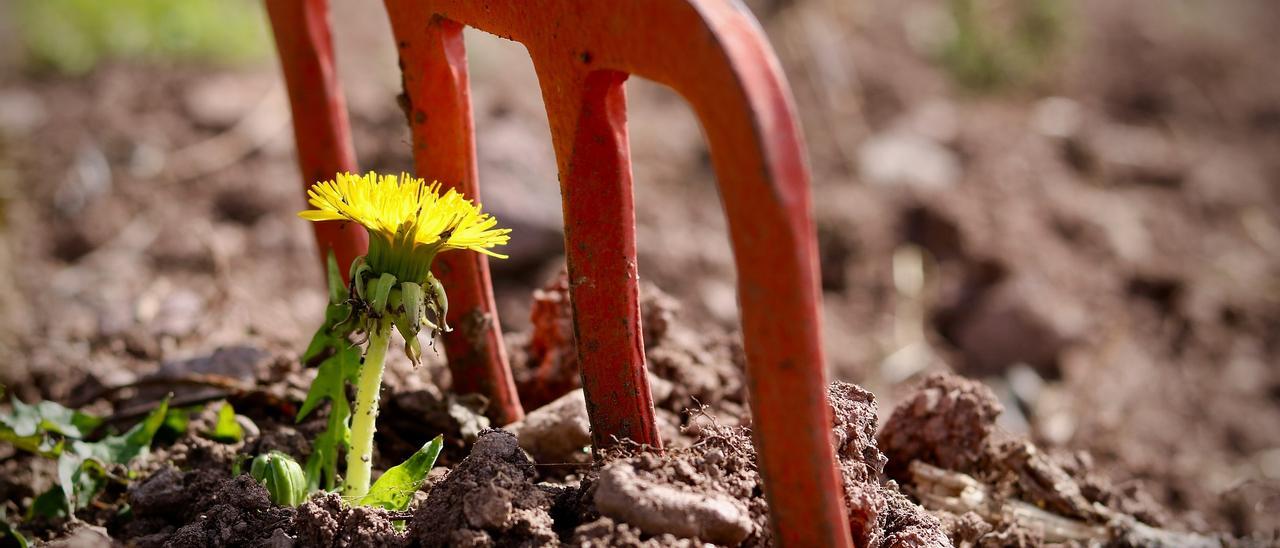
[344,318,391,500]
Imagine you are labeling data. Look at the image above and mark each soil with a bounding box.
[1,0,1279,545]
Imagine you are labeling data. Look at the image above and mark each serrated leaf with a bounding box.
[205,401,244,443]
[303,252,358,366]
[299,340,361,492]
[360,435,442,510]
[324,250,349,305]
[297,252,367,492]
[302,300,355,365]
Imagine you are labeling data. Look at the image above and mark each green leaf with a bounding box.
[205,401,244,443]
[157,405,197,443]
[88,398,169,465]
[57,398,169,511]
[298,253,366,492]
[299,344,360,492]
[302,301,354,365]
[27,486,66,520]
[360,435,443,510]
[303,253,355,366]
[324,250,349,305]
[0,398,102,457]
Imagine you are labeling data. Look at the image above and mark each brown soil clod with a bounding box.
[878,373,1005,481]
[294,492,407,548]
[504,388,592,467]
[410,428,558,547]
[827,381,951,548]
[880,372,1220,546]
[594,461,752,545]
[160,475,294,548]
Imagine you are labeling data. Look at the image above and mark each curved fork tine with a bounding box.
[265,0,366,275]
[387,9,525,425]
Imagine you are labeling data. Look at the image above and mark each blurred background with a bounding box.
[0,0,1276,536]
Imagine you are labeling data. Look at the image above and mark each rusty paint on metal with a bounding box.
[385,13,525,426]
[264,0,366,276]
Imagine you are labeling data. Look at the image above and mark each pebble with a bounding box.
[858,130,961,189]
[1031,96,1084,140]
[0,88,47,136]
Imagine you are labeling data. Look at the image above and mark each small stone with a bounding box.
[1031,96,1084,139]
[504,389,592,465]
[858,130,961,189]
[595,462,753,546]
[150,288,205,338]
[46,524,112,548]
[0,88,47,136]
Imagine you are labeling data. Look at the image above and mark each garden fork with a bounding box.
[266,0,855,545]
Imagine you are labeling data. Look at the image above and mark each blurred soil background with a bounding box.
[0,0,1277,538]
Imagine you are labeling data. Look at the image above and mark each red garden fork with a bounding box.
[266,0,854,545]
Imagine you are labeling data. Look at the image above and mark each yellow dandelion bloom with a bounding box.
[299,172,510,283]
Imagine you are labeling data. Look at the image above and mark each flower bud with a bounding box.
[249,451,307,507]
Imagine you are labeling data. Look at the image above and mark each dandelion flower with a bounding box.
[298,172,510,500]
[299,172,510,284]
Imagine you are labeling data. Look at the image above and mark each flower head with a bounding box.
[299,172,510,285]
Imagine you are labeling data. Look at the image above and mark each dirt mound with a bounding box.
[568,381,947,547]
[295,493,406,547]
[158,475,293,548]
[410,429,558,547]
[880,373,1221,546]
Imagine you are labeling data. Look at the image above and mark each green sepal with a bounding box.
[426,274,450,333]
[351,260,372,300]
[369,273,397,315]
[395,282,425,366]
[400,282,424,333]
